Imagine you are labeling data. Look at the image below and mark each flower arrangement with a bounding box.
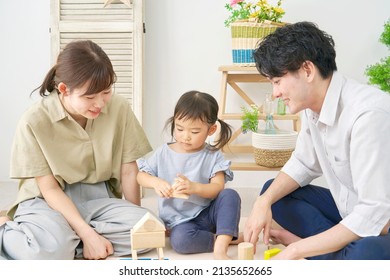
[224,0,285,27]
[241,104,259,133]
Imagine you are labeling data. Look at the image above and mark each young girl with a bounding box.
[0,40,154,260]
[137,90,242,259]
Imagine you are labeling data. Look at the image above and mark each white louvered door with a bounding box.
[50,0,144,123]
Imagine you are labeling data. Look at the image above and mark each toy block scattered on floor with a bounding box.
[264,248,282,260]
[131,212,166,260]
[238,242,254,260]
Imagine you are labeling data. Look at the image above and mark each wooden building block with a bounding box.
[131,231,165,249]
[130,212,166,260]
[130,231,165,260]
[264,248,281,260]
[171,192,189,199]
[132,212,166,233]
[171,180,189,199]
[238,242,254,260]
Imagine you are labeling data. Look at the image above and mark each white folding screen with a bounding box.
[50,0,144,122]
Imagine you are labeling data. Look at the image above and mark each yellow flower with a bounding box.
[274,7,284,14]
[224,0,285,27]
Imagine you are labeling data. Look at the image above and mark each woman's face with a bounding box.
[58,81,113,121]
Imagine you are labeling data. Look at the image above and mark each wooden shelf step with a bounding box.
[230,162,281,171]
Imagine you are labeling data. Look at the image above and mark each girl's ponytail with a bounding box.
[212,118,232,151]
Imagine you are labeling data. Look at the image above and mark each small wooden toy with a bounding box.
[238,242,254,260]
[130,212,166,260]
[171,179,189,199]
[171,192,189,199]
[264,247,282,260]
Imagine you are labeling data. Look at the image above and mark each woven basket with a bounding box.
[251,129,297,167]
[253,148,294,167]
[231,20,284,66]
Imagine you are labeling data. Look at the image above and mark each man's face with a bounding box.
[268,67,313,114]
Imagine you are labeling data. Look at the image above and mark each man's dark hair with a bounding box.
[253,21,337,79]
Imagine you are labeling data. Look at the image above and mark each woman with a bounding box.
[0,40,154,260]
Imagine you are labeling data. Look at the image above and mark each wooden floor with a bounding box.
[0,181,284,260]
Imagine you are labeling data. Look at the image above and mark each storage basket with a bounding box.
[253,148,294,167]
[252,130,298,167]
[231,20,284,66]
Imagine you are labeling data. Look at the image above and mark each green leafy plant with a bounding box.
[241,104,259,133]
[224,0,285,27]
[365,19,390,93]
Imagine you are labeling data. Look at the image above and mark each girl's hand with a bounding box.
[80,227,114,260]
[154,178,173,198]
[172,174,193,195]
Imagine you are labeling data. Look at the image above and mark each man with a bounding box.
[244,21,390,260]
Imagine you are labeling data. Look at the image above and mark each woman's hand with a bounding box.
[79,226,114,260]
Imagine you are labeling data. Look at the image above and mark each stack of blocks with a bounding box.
[130,212,166,260]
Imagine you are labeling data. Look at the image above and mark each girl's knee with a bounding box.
[169,230,193,254]
[219,188,241,203]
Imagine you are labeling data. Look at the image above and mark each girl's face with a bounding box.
[173,117,216,153]
[58,81,112,122]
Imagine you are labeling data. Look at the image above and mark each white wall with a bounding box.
[0,0,51,181]
[0,0,389,189]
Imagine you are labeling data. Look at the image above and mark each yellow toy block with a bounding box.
[264,248,281,260]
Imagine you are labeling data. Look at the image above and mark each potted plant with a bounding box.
[365,19,390,94]
[224,0,286,65]
[241,104,259,134]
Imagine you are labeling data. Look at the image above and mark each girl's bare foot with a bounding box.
[213,251,232,260]
[213,234,233,260]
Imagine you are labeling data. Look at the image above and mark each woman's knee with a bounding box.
[3,225,78,259]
